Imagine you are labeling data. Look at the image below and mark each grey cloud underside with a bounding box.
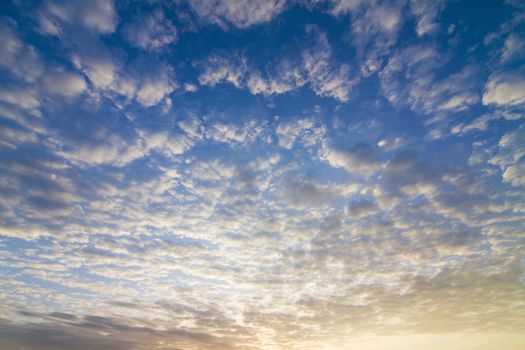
[0,313,236,350]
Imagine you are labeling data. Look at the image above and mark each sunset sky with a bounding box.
[1,1,524,349]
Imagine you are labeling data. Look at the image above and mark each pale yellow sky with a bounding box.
[320,334,525,350]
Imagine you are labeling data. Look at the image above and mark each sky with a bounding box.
[0,0,524,349]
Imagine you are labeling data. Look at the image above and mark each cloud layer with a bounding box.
[0,1,524,349]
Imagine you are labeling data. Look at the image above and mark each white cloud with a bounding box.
[184,83,198,92]
[329,0,367,14]
[206,122,254,146]
[450,114,495,136]
[274,118,327,152]
[381,47,480,115]
[482,68,525,107]
[198,55,246,88]
[198,55,301,96]
[366,3,403,33]
[438,92,478,111]
[502,163,525,186]
[501,33,525,62]
[73,54,117,89]
[60,130,174,167]
[329,0,405,76]
[64,138,141,167]
[72,51,176,107]
[123,9,178,50]
[377,137,404,150]
[410,0,446,36]
[3,3,525,349]
[379,44,437,106]
[198,29,355,102]
[0,88,40,111]
[165,135,195,156]
[136,75,176,108]
[246,72,272,95]
[323,143,382,176]
[39,0,118,35]
[490,126,525,187]
[188,0,286,28]
[245,62,306,96]
[302,30,356,102]
[43,69,87,97]
[0,21,43,83]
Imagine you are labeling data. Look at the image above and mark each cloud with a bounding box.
[72,52,118,89]
[198,54,246,88]
[206,120,266,146]
[42,69,87,97]
[482,67,525,107]
[501,33,525,62]
[188,0,286,28]
[489,126,525,187]
[184,82,198,92]
[380,46,481,116]
[379,44,438,106]
[0,88,40,111]
[0,312,235,350]
[59,130,174,167]
[302,29,357,101]
[329,0,367,14]
[377,137,404,150]
[328,0,406,76]
[279,176,346,209]
[38,0,118,35]
[33,2,177,109]
[275,118,325,149]
[1,2,525,349]
[123,8,178,50]
[330,0,403,33]
[0,319,131,350]
[409,0,446,36]
[450,114,495,136]
[323,142,382,176]
[437,92,478,111]
[346,198,376,217]
[0,21,43,83]
[136,73,176,107]
[71,50,176,107]
[198,29,356,101]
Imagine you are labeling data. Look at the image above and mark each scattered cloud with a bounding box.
[482,67,525,107]
[489,126,525,187]
[410,0,446,36]
[38,0,118,35]
[123,8,178,51]
[1,2,524,350]
[188,0,286,28]
[42,68,87,97]
[198,28,356,101]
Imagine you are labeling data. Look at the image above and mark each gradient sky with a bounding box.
[1,1,524,349]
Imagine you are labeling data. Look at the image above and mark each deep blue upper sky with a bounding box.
[0,1,524,350]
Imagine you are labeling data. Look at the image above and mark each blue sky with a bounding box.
[0,1,524,349]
